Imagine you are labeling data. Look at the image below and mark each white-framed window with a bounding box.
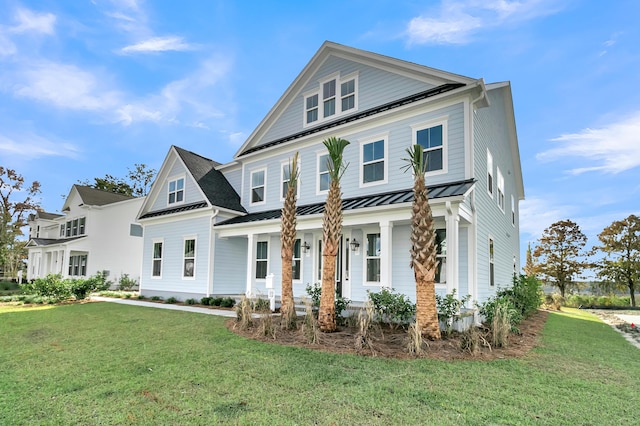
[65,221,71,237]
[412,119,448,175]
[316,238,323,282]
[60,224,64,237]
[511,195,516,226]
[281,160,300,201]
[168,177,185,205]
[489,237,495,287]
[497,168,505,212]
[487,149,494,198]
[360,134,388,186]
[183,237,196,279]
[256,240,268,279]
[68,254,87,276]
[152,240,163,278]
[79,217,85,235]
[365,233,381,284]
[317,153,331,194]
[72,219,78,236]
[292,239,302,281]
[304,72,358,126]
[435,229,447,284]
[250,169,266,205]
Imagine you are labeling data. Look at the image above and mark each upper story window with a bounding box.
[63,217,86,237]
[304,72,358,126]
[60,224,64,237]
[168,178,184,205]
[487,149,494,197]
[412,119,447,175]
[360,135,388,186]
[497,168,505,212]
[250,169,266,204]
[317,153,330,194]
[281,160,300,200]
[511,195,516,226]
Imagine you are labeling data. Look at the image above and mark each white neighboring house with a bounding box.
[26,185,145,285]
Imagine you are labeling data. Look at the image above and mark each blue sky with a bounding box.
[2,0,639,265]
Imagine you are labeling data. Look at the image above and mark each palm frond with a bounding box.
[322,136,350,181]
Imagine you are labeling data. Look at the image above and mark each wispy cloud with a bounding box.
[9,8,56,35]
[120,36,194,54]
[405,0,562,45]
[537,111,640,174]
[0,132,80,160]
[519,196,569,241]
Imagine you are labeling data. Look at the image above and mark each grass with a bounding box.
[1,304,639,425]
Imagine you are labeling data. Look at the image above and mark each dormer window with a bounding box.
[168,178,184,205]
[304,72,358,126]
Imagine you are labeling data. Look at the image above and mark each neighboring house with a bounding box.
[26,185,144,285]
[138,41,524,306]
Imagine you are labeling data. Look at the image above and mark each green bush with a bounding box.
[185,298,197,305]
[305,283,351,323]
[150,296,162,301]
[564,294,632,308]
[118,274,137,291]
[200,297,212,305]
[253,298,270,312]
[305,283,322,308]
[211,297,224,306]
[20,274,69,300]
[137,294,147,300]
[165,297,178,304]
[91,271,113,292]
[220,297,235,308]
[478,295,522,332]
[436,289,471,335]
[367,288,416,326]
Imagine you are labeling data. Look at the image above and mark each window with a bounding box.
[365,233,381,283]
[304,73,358,126]
[72,219,78,236]
[65,221,71,237]
[79,217,85,235]
[152,241,163,277]
[416,124,444,173]
[250,169,266,204]
[435,229,447,284]
[487,149,494,197]
[489,238,495,287]
[183,238,196,278]
[305,94,318,124]
[68,255,87,276]
[60,225,64,237]
[511,195,516,226]
[292,239,301,281]
[497,168,505,211]
[281,161,300,200]
[256,241,268,279]
[361,137,386,185]
[168,178,184,204]
[316,239,323,282]
[317,153,330,193]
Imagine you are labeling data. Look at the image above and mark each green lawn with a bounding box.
[1,304,638,425]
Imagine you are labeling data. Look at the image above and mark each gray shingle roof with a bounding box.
[27,236,86,247]
[75,185,135,206]
[216,179,475,227]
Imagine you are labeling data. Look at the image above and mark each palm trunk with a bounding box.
[319,180,342,332]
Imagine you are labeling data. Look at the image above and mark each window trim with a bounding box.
[316,151,330,195]
[68,254,87,277]
[292,238,302,282]
[511,194,516,227]
[435,229,447,285]
[151,239,163,279]
[182,236,196,280]
[280,158,301,202]
[489,237,495,287]
[359,133,389,188]
[255,239,269,280]
[249,168,267,206]
[487,149,494,198]
[304,93,319,125]
[303,71,359,128]
[497,167,505,212]
[168,175,186,206]
[410,117,448,177]
[363,231,382,286]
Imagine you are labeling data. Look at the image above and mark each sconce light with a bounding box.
[350,238,360,252]
[301,241,311,253]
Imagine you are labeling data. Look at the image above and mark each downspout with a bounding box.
[208,209,220,297]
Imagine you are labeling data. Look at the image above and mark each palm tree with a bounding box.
[318,137,350,332]
[280,152,300,328]
[403,144,441,340]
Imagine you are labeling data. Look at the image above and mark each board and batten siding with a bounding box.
[141,215,210,296]
[242,101,466,214]
[149,159,206,212]
[473,86,520,303]
[259,56,435,145]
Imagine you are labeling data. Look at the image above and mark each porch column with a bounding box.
[245,234,255,296]
[445,202,459,295]
[380,220,393,288]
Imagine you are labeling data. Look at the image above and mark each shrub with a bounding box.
[406,322,425,356]
[165,297,178,304]
[235,296,253,330]
[300,297,319,344]
[91,271,113,292]
[436,289,471,335]
[305,283,351,323]
[368,288,416,327]
[491,299,518,347]
[200,297,212,305]
[185,298,197,305]
[137,294,146,300]
[542,294,563,310]
[478,296,522,333]
[20,274,69,300]
[118,274,137,291]
[305,283,322,308]
[253,298,270,312]
[210,297,224,306]
[335,295,351,325]
[220,297,235,308]
[150,296,162,301]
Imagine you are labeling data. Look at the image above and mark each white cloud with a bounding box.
[537,111,640,174]
[519,196,568,241]
[120,36,194,54]
[10,8,56,35]
[405,0,561,45]
[0,133,80,159]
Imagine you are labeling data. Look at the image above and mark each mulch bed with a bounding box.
[227,309,549,360]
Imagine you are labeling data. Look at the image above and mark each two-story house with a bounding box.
[137,41,524,306]
[26,185,144,284]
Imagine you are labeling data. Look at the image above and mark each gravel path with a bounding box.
[587,309,640,350]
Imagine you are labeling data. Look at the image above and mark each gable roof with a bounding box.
[235,41,481,158]
[29,211,63,221]
[26,235,86,247]
[216,179,475,227]
[62,185,134,211]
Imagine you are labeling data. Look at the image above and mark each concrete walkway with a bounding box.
[90,296,238,318]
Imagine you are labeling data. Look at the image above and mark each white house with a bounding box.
[26,185,144,284]
[137,41,524,306]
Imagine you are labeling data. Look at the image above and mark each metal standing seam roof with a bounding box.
[216,179,475,227]
[139,201,209,220]
[238,83,466,157]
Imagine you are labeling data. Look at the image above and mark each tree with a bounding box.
[80,163,156,197]
[523,242,537,277]
[318,137,349,333]
[0,167,41,277]
[280,152,300,327]
[592,214,640,307]
[402,144,441,340]
[533,219,589,297]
